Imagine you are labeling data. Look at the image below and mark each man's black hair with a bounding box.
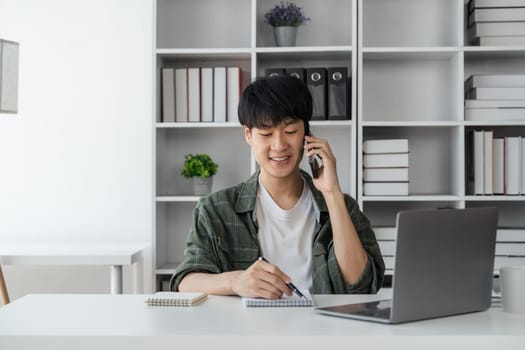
[238,75,312,136]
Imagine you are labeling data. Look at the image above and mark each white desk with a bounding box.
[0,242,149,294]
[0,290,524,350]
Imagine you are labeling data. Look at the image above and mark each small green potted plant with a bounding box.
[264,2,310,47]
[181,153,219,196]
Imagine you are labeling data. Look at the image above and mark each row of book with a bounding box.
[265,67,350,121]
[161,66,241,123]
[468,0,525,46]
[472,130,525,195]
[363,139,409,196]
[465,74,525,121]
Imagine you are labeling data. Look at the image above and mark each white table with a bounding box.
[0,290,524,350]
[0,242,149,295]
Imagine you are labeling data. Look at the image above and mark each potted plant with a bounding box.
[264,2,310,47]
[181,153,219,196]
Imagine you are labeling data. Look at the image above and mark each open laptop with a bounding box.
[315,207,498,324]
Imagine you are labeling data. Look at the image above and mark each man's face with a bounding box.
[244,119,305,180]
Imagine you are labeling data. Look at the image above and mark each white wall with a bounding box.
[0,0,153,297]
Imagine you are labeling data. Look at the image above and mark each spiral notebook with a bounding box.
[145,292,207,307]
[242,291,314,307]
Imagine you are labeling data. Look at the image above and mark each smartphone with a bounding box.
[305,137,323,178]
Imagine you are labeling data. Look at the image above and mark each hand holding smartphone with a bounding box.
[305,138,323,178]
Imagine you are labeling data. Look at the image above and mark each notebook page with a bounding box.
[242,291,314,307]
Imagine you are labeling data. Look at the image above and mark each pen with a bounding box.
[258,257,307,299]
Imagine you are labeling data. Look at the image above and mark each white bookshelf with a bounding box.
[357,0,525,275]
[153,0,357,290]
[152,0,525,290]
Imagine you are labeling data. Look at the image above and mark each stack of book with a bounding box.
[161,66,241,123]
[468,0,525,46]
[265,67,350,121]
[472,130,525,195]
[363,139,409,196]
[465,74,525,121]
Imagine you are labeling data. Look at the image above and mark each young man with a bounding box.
[171,76,384,299]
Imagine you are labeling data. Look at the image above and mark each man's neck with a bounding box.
[259,171,304,210]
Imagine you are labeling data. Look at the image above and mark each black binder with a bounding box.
[286,68,306,82]
[327,67,350,120]
[265,68,286,77]
[306,68,327,120]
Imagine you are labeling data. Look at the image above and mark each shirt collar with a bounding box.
[234,169,327,222]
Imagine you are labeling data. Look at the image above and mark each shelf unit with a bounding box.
[152,0,525,290]
[357,0,525,274]
[153,0,357,290]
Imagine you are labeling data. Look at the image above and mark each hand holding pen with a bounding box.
[230,255,303,299]
[258,257,307,300]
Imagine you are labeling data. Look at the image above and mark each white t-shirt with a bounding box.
[255,177,318,292]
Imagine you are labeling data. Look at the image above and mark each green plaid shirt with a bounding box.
[171,170,385,294]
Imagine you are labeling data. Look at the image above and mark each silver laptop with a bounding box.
[315,207,498,324]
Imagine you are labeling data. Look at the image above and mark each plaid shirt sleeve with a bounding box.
[313,195,385,294]
[169,185,260,291]
[170,200,223,291]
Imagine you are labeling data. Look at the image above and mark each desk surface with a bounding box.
[0,242,149,265]
[0,290,524,350]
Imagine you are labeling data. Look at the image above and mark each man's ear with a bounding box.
[243,126,252,145]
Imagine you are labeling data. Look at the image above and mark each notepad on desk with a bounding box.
[242,291,314,307]
[145,292,207,307]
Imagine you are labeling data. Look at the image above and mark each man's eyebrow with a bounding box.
[256,118,298,129]
[284,119,300,125]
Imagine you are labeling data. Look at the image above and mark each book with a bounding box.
[474,130,485,195]
[327,67,350,120]
[467,87,525,100]
[522,138,525,194]
[363,168,409,182]
[469,0,525,12]
[363,153,409,168]
[494,257,525,270]
[200,67,214,122]
[383,256,395,271]
[372,227,397,241]
[363,182,409,196]
[175,68,188,122]
[378,241,396,256]
[497,228,525,242]
[505,136,522,194]
[213,67,227,122]
[265,68,286,77]
[285,68,305,82]
[465,74,525,89]
[306,68,327,120]
[363,139,409,154]
[161,68,176,123]
[495,243,525,256]
[465,99,525,108]
[465,108,525,121]
[469,8,525,25]
[484,130,494,194]
[187,67,201,122]
[144,292,208,306]
[242,291,314,307]
[227,66,241,123]
[493,138,505,194]
[470,22,525,37]
[477,35,525,46]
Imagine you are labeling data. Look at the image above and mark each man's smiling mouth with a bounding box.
[270,156,290,162]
